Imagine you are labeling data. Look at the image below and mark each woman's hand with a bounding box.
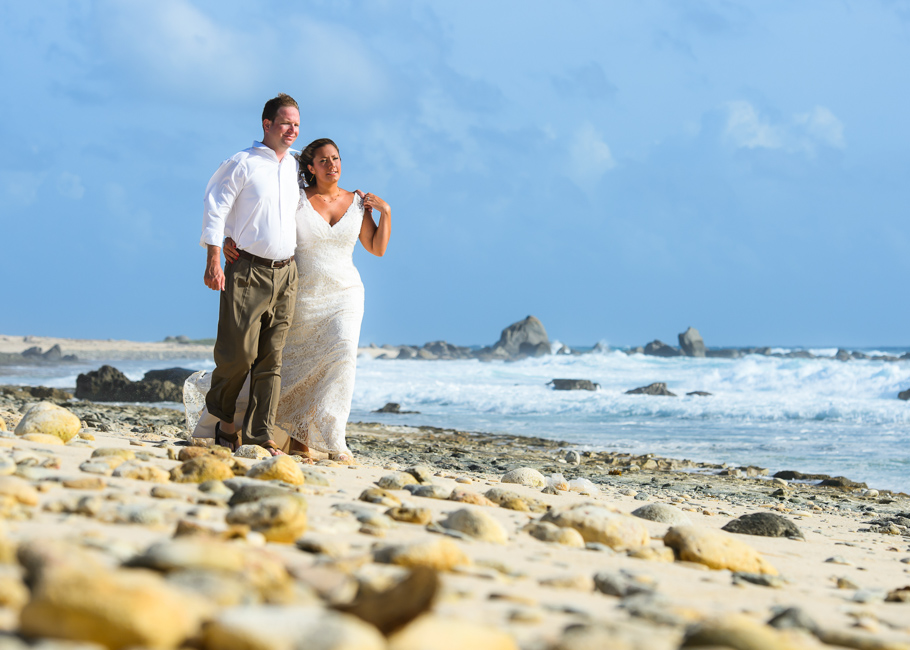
[223,237,239,264]
[361,192,389,216]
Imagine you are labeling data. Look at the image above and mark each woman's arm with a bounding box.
[223,237,239,263]
[358,192,391,257]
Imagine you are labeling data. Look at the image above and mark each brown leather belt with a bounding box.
[236,249,294,269]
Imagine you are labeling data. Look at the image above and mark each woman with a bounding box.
[222,138,390,463]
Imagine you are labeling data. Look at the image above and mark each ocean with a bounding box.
[3,346,909,493]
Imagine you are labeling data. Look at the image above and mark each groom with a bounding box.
[200,93,301,454]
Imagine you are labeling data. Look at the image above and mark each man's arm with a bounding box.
[204,244,225,291]
[201,159,242,291]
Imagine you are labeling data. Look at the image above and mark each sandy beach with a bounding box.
[0,388,907,649]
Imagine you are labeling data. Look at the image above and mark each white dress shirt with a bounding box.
[200,141,299,261]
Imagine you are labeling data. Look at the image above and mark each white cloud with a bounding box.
[94,0,388,106]
[0,171,46,207]
[570,123,616,187]
[724,101,783,150]
[57,172,85,200]
[795,106,845,149]
[724,101,845,155]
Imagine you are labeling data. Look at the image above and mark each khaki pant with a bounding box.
[206,256,298,446]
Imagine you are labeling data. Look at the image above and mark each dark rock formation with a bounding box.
[818,476,868,489]
[0,345,78,366]
[774,470,831,481]
[75,365,183,402]
[706,349,742,359]
[142,368,196,385]
[686,391,712,397]
[547,379,599,391]
[899,388,910,401]
[625,382,676,397]
[372,402,420,414]
[517,341,550,358]
[721,512,805,540]
[0,385,73,401]
[642,340,682,357]
[678,327,706,357]
[835,349,851,361]
[492,316,550,358]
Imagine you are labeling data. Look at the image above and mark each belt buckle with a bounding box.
[270,259,284,269]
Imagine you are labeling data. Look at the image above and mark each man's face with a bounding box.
[262,106,300,152]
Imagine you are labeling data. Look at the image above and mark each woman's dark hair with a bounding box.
[297,138,340,186]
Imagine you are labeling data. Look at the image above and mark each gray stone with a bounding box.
[631,503,692,526]
[492,316,550,358]
[642,340,682,357]
[405,484,452,500]
[678,327,706,357]
[593,571,656,597]
[625,382,677,397]
[565,450,581,465]
[722,512,804,540]
[547,379,599,391]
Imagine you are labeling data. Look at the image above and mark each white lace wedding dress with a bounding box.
[275,194,364,454]
[186,193,364,455]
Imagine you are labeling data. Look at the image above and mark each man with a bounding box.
[200,93,301,455]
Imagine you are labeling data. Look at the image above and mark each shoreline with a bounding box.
[0,390,907,648]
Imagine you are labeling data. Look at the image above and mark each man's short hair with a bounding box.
[262,93,299,123]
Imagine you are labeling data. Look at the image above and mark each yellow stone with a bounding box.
[14,402,81,443]
[664,526,778,575]
[21,433,64,445]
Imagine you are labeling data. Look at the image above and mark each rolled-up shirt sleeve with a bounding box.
[200,159,244,248]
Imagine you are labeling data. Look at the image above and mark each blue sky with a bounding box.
[2,0,908,348]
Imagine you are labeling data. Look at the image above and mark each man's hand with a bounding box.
[204,245,225,291]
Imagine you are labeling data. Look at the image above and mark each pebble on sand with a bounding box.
[542,504,650,551]
[500,467,548,488]
[246,455,306,485]
[440,507,509,544]
[170,456,235,483]
[664,526,779,575]
[226,495,308,543]
[14,402,81,443]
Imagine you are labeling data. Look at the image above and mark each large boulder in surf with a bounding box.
[643,340,682,357]
[76,365,183,402]
[678,327,706,357]
[492,316,550,358]
[899,388,910,401]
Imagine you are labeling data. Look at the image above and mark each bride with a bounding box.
[191,138,391,463]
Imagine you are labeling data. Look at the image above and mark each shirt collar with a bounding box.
[252,141,299,165]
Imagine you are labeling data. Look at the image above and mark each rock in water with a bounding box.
[75,364,183,402]
[721,512,805,540]
[643,340,682,357]
[547,379,599,391]
[14,402,81,443]
[898,388,910,401]
[625,382,677,397]
[142,367,196,384]
[492,315,550,358]
[678,326,706,357]
[663,526,778,575]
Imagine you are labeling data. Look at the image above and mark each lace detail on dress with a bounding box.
[276,195,365,453]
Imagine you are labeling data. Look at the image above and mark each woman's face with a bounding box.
[308,145,341,184]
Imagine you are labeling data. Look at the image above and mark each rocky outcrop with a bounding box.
[0,345,78,366]
[642,340,682,357]
[678,327,706,357]
[373,403,420,414]
[492,316,550,358]
[75,365,183,402]
[626,382,677,397]
[547,379,599,391]
[142,367,196,384]
[899,388,910,401]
